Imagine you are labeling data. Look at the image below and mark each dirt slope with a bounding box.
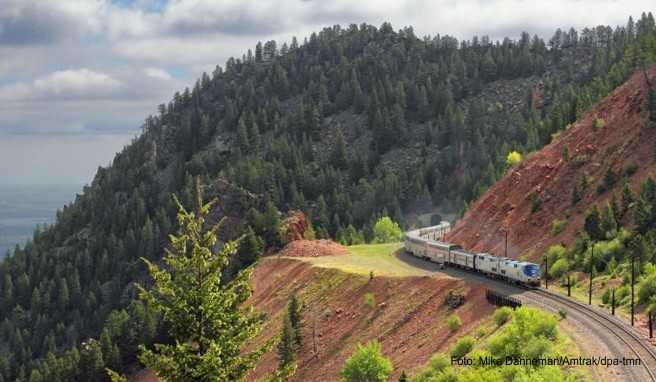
[447,65,656,260]
[246,257,492,381]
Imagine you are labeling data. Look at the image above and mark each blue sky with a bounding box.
[0,0,652,186]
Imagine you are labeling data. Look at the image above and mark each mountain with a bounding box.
[1,14,655,381]
[447,64,656,260]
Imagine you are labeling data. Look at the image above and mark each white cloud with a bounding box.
[0,69,122,102]
[144,67,173,80]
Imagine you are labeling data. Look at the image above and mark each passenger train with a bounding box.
[404,222,541,286]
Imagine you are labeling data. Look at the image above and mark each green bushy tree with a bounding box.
[340,341,393,382]
[123,192,270,382]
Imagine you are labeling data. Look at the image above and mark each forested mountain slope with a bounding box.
[1,14,655,381]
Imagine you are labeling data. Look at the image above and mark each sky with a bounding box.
[0,0,652,187]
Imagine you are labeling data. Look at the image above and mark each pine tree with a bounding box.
[125,188,271,382]
[277,315,296,368]
[288,295,302,348]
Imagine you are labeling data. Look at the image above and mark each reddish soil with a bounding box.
[246,258,493,381]
[279,239,348,257]
[447,65,656,261]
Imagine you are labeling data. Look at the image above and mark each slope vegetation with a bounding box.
[447,65,656,259]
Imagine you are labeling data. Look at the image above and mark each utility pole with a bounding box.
[504,230,508,258]
[589,243,594,305]
[567,274,571,297]
[611,289,616,315]
[544,256,548,289]
[631,253,635,326]
[649,311,653,339]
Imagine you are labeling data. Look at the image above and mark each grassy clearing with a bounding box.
[288,242,436,277]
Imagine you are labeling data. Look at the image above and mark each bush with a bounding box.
[341,341,393,382]
[448,314,462,333]
[549,258,569,278]
[597,168,617,194]
[530,193,542,213]
[450,336,475,359]
[488,307,558,360]
[545,244,566,264]
[551,217,567,235]
[558,308,568,319]
[592,116,605,130]
[506,151,522,166]
[623,163,638,177]
[638,264,656,305]
[493,307,513,327]
[372,216,403,243]
[363,293,376,309]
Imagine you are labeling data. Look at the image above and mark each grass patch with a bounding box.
[290,242,437,277]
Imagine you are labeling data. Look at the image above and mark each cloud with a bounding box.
[144,67,173,80]
[0,69,122,102]
[0,0,103,45]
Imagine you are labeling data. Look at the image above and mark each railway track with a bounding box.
[529,287,656,381]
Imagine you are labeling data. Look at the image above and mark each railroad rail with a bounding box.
[530,287,656,381]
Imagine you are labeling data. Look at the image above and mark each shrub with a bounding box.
[551,217,567,235]
[602,288,611,305]
[488,307,558,360]
[493,307,513,327]
[545,244,566,264]
[571,184,582,205]
[448,314,462,333]
[506,151,522,166]
[549,258,569,278]
[341,341,393,382]
[372,216,403,243]
[562,145,570,161]
[363,293,376,309]
[530,193,542,213]
[638,264,656,305]
[573,155,588,168]
[558,308,568,319]
[592,116,605,130]
[623,163,638,177]
[450,336,475,359]
[597,168,617,194]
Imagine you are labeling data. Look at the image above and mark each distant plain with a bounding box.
[0,185,79,257]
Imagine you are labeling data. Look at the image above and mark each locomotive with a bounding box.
[404,222,541,286]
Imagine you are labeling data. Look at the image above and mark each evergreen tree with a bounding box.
[288,295,302,348]
[126,191,270,382]
[277,315,296,368]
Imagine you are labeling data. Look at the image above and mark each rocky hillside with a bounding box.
[447,65,656,259]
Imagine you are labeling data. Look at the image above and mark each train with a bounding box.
[404,222,541,286]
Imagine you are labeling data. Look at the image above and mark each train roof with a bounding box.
[451,248,477,256]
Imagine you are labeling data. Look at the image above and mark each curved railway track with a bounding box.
[529,287,656,381]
